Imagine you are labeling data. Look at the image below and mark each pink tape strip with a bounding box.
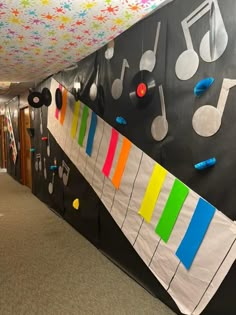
[102,128,119,177]
[55,84,62,120]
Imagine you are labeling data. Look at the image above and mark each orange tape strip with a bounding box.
[112,137,132,189]
[59,88,68,125]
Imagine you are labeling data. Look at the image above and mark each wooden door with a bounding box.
[0,115,7,168]
[20,107,32,189]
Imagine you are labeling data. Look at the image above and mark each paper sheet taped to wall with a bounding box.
[47,78,236,315]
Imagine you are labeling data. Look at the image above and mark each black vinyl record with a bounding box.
[55,88,62,110]
[42,87,52,107]
[28,92,43,108]
[129,70,156,108]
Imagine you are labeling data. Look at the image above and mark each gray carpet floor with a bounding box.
[0,173,176,315]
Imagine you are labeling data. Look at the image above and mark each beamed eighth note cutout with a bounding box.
[140,21,161,73]
[151,85,168,141]
[111,59,129,100]
[58,160,70,186]
[175,0,228,81]
[192,79,236,137]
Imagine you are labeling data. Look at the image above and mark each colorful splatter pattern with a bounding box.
[0,0,170,82]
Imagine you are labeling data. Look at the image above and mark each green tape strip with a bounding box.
[78,105,89,147]
[155,179,189,243]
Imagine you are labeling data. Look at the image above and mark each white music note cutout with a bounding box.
[140,21,161,72]
[192,79,236,137]
[58,160,70,186]
[35,153,42,172]
[200,0,228,63]
[175,0,228,81]
[48,173,55,195]
[40,108,43,135]
[31,108,35,121]
[89,65,99,101]
[47,132,50,157]
[151,85,168,141]
[111,59,129,100]
[43,157,47,180]
[105,40,115,60]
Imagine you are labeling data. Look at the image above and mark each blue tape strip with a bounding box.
[176,198,215,270]
[86,112,97,156]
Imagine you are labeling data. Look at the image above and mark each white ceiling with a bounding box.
[0,0,172,103]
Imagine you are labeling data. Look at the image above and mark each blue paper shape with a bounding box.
[50,165,58,171]
[86,112,97,157]
[116,116,127,125]
[176,198,215,269]
[194,157,216,170]
[194,77,215,97]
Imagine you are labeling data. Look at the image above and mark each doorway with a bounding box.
[20,107,32,189]
[0,115,7,169]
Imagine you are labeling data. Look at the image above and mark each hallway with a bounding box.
[0,173,175,315]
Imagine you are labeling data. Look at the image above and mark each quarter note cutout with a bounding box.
[48,173,55,194]
[35,153,42,172]
[105,40,115,60]
[140,22,161,72]
[89,65,99,101]
[151,85,168,141]
[43,157,47,179]
[111,59,129,100]
[47,133,50,157]
[58,160,70,186]
[31,108,35,121]
[175,0,228,81]
[192,79,236,137]
[40,108,43,135]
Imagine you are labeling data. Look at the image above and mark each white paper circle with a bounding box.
[151,116,168,141]
[192,105,222,137]
[175,49,199,81]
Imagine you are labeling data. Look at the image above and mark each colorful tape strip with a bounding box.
[176,198,216,270]
[155,179,189,243]
[102,128,119,177]
[78,105,89,146]
[138,163,167,223]
[59,88,68,125]
[55,84,62,120]
[112,137,131,189]
[86,111,97,156]
[70,101,81,139]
